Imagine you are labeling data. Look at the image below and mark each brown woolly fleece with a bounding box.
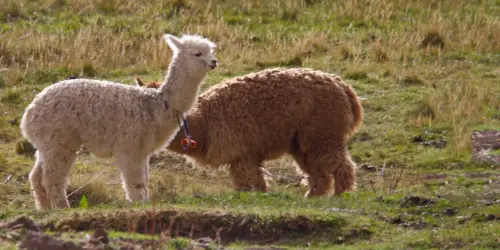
[160,68,363,197]
[135,77,162,89]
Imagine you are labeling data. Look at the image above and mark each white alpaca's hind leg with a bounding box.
[29,151,51,209]
[116,155,149,202]
[41,148,77,209]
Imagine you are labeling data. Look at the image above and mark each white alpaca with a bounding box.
[20,34,218,209]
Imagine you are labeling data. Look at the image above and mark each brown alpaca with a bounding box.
[143,68,363,197]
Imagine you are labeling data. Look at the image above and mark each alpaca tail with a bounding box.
[19,104,36,144]
[343,84,363,136]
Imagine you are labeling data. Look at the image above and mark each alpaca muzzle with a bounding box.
[209,59,218,69]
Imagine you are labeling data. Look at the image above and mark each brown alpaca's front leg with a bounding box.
[229,159,268,192]
[304,175,333,197]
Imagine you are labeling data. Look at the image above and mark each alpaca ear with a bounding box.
[208,41,217,51]
[164,34,183,52]
[135,77,144,87]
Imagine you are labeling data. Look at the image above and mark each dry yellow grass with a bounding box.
[0,2,498,249]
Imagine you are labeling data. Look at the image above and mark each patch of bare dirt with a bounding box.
[0,216,223,250]
[0,208,376,249]
[19,231,84,250]
[0,216,87,250]
[45,210,354,245]
[389,215,428,230]
[0,216,42,232]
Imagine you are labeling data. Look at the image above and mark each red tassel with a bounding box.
[181,138,197,149]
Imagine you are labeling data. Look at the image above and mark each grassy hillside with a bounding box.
[0,0,499,249]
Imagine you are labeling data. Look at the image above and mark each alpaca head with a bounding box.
[164,34,218,72]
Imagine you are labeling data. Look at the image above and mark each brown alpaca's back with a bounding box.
[166,68,363,197]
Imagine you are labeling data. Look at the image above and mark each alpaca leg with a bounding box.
[41,148,77,209]
[116,155,149,202]
[304,175,333,197]
[292,144,340,197]
[293,140,356,197]
[28,151,51,209]
[229,159,268,192]
[332,154,357,195]
[298,154,333,198]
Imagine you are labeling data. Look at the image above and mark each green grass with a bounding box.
[0,0,499,249]
[488,149,500,156]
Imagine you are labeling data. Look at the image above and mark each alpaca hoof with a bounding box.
[125,185,149,202]
[51,200,71,209]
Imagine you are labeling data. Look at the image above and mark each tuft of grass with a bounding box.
[420,28,445,49]
[0,76,5,89]
[343,69,368,80]
[372,44,389,62]
[167,237,191,249]
[472,124,500,132]
[0,1,25,22]
[79,194,88,209]
[397,74,424,86]
[487,149,500,156]
[0,88,23,104]
[81,62,97,77]
[411,99,436,120]
[337,44,354,61]
[427,77,498,152]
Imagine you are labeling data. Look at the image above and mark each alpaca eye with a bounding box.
[194,52,202,57]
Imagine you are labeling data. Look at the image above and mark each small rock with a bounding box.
[90,228,109,245]
[0,216,41,232]
[335,236,344,244]
[484,214,497,221]
[391,216,403,224]
[360,164,376,172]
[8,117,18,126]
[358,132,373,141]
[456,216,471,224]
[412,135,424,143]
[442,208,458,216]
[77,146,90,156]
[434,139,447,148]
[399,195,435,207]
[196,237,213,244]
[194,237,215,250]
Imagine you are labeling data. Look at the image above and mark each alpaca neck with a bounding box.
[159,54,207,114]
[167,112,205,157]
